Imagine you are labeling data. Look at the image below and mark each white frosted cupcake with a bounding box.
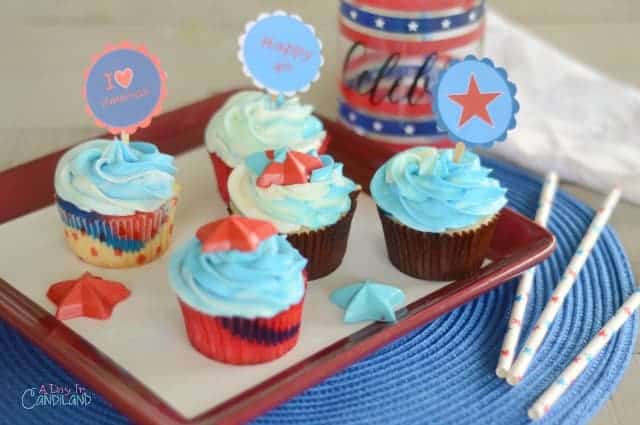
[205,90,329,203]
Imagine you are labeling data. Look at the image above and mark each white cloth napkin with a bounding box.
[484,11,640,204]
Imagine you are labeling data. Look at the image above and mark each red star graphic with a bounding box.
[196,216,278,253]
[47,272,130,320]
[257,151,323,188]
[448,74,501,127]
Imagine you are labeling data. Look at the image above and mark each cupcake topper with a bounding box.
[432,56,519,162]
[238,11,324,99]
[82,41,167,143]
[196,216,278,253]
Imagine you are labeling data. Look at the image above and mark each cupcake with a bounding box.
[370,147,507,281]
[205,90,330,203]
[228,148,359,280]
[54,139,178,268]
[169,216,307,364]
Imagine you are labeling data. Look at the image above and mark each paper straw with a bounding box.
[506,188,622,385]
[496,172,558,378]
[529,290,640,420]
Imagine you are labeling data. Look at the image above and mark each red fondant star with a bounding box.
[47,272,130,320]
[257,151,323,188]
[257,162,286,188]
[196,215,278,253]
[448,75,501,127]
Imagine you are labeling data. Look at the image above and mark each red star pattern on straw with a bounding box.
[196,216,278,253]
[47,272,130,320]
[448,74,501,127]
[257,151,324,188]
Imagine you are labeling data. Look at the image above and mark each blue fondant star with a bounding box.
[330,281,405,324]
[273,147,288,162]
[245,151,271,175]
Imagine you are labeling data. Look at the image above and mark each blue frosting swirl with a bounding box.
[169,234,307,318]
[370,147,507,232]
[54,139,177,215]
[228,150,358,233]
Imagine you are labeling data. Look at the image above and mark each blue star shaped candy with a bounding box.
[330,281,405,324]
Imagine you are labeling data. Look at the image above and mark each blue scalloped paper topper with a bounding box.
[433,56,519,148]
[330,281,405,324]
[238,11,324,96]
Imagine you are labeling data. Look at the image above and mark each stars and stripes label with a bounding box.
[340,1,484,37]
[339,0,485,54]
[339,0,485,148]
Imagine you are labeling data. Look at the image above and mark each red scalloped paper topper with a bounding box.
[82,41,167,135]
[257,151,324,188]
[196,216,279,253]
[47,272,131,320]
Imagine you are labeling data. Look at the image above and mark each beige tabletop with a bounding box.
[0,1,638,423]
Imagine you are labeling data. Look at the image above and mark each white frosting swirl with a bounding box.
[204,91,326,167]
[54,139,177,216]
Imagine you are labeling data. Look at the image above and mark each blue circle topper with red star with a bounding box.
[238,11,324,96]
[83,42,167,135]
[433,56,519,147]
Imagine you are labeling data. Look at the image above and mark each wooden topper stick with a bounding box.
[453,142,465,163]
[121,132,130,144]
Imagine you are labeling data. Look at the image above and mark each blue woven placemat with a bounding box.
[1,157,637,425]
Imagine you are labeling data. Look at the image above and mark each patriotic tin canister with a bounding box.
[338,0,486,150]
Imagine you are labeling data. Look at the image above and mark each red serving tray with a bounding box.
[0,90,555,425]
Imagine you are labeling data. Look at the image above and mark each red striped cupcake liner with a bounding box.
[177,275,307,365]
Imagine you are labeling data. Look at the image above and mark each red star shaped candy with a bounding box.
[257,151,323,188]
[448,74,501,127]
[257,162,286,188]
[196,215,278,253]
[47,272,130,320]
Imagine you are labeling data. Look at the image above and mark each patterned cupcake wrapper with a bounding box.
[286,191,360,281]
[57,197,178,268]
[178,280,306,365]
[378,208,499,281]
[208,135,332,205]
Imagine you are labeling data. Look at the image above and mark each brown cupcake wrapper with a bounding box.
[229,191,360,281]
[378,208,499,281]
[287,191,360,280]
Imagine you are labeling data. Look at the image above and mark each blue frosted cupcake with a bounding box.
[370,147,507,280]
[54,139,178,268]
[169,216,307,364]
